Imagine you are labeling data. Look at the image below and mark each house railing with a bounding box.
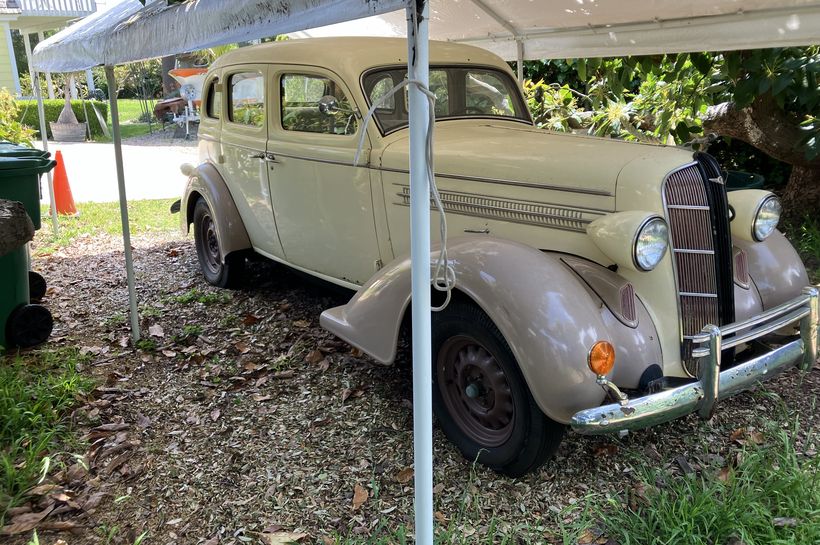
[19,0,96,15]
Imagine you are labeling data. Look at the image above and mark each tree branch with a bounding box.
[701,95,815,167]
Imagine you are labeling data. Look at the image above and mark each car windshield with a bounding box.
[362,65,530,133]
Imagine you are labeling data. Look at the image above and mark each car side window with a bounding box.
[280,73,358,135]
[206,78,222,120]
[228,72,264,127]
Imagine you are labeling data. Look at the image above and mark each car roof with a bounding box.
[210,37,514,81]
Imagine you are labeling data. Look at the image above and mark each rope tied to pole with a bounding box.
[353,78,456,311]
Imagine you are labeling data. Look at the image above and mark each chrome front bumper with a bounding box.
[571,287,819,435]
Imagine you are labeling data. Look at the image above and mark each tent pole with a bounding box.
[105,65,141,343]
[29,67,59,235]
[406,2,433,544]
[516,40,524,86]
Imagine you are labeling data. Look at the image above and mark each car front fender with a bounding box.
[181,162,251,260]
[321,236,663,423]
[735,230,810,310]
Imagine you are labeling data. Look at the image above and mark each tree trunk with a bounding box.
[782,165,820,224]
[161,55,178,97]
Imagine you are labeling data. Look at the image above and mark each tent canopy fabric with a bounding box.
[31,0,405,72]
[33,0,820,72]
[290,1,820,60]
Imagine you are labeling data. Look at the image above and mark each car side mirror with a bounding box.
[318,95,358,117]
[318,95,338,114]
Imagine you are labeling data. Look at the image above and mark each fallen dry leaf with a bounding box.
[235,341,251,354]
[396,467,414,484]
[210,408,221,421]
[593,443,618,457]
[773,517,798,527]
[434,511,448,523]
[352,483,368,510]
[305,349,324,364]
[293,320,310,328]
[260,532,308,545]
[0,505,55,535]
[717,466,731,482]
[243,313,260,326]
[148,324,164,337]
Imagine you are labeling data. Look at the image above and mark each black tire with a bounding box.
[6,304,53,348]
[193,198,244,288]
[29,271,47,301]
[432,302,565,477]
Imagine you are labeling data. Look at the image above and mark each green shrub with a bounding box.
[0,89,36,146]
[16,99,109,139]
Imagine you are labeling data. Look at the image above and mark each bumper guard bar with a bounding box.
[571,286,819,434]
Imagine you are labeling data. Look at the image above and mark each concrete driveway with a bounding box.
[40,137,198,204]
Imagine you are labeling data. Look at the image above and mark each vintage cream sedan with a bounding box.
[179,38,819,476]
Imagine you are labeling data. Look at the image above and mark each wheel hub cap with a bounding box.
[438,336,515,447]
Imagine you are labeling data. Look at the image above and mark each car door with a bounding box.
[219,65,284,259]
[266,67,382,286]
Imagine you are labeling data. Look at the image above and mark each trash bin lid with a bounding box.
[0,156,57,175]
[0,148,50,159]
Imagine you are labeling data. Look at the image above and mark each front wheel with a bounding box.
[193,198,244,288]
[432,302,565,477]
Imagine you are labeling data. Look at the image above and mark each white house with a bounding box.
[0,0,101,96]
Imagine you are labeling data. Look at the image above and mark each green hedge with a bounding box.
[16,100,109,140]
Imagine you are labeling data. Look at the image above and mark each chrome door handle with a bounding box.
[251,152,279,164]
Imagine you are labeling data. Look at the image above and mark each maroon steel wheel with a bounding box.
[436,335,515,447]
[197,208,222,276]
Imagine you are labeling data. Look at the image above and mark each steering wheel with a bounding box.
[464,96,495,115]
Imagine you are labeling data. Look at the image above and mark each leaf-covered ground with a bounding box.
[4,225,819,545]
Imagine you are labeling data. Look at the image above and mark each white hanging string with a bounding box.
[353,78,456,311]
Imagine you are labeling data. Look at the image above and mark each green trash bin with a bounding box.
[0,204,53,349]
[0,155,57,230]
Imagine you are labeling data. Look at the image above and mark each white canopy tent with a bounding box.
[29,1,820,543]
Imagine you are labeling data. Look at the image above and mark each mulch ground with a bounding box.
[4,229,819,545]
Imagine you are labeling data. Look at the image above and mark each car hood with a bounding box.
[379,121,693,199]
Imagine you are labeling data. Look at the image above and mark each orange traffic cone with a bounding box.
[52,150,77,216]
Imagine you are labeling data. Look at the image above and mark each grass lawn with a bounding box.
[35,198,180,256]
[92,99,162,143]
[0,349,94,523]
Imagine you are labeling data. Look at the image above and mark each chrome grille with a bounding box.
[664,165,720,375]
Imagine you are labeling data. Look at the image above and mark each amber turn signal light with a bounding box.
[588,341,615,376]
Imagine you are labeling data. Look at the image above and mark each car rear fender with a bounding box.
[321,236,663,423]
[181,162,251,260]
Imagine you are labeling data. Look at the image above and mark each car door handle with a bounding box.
[251,152,279,164]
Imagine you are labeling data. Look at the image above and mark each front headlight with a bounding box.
[634,217,669,271]
[753,195,781,241]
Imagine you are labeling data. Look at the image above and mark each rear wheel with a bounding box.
[193,198,244,288]
[28,271,47,301]
[6,304,53,348]
[432,302,565,477]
